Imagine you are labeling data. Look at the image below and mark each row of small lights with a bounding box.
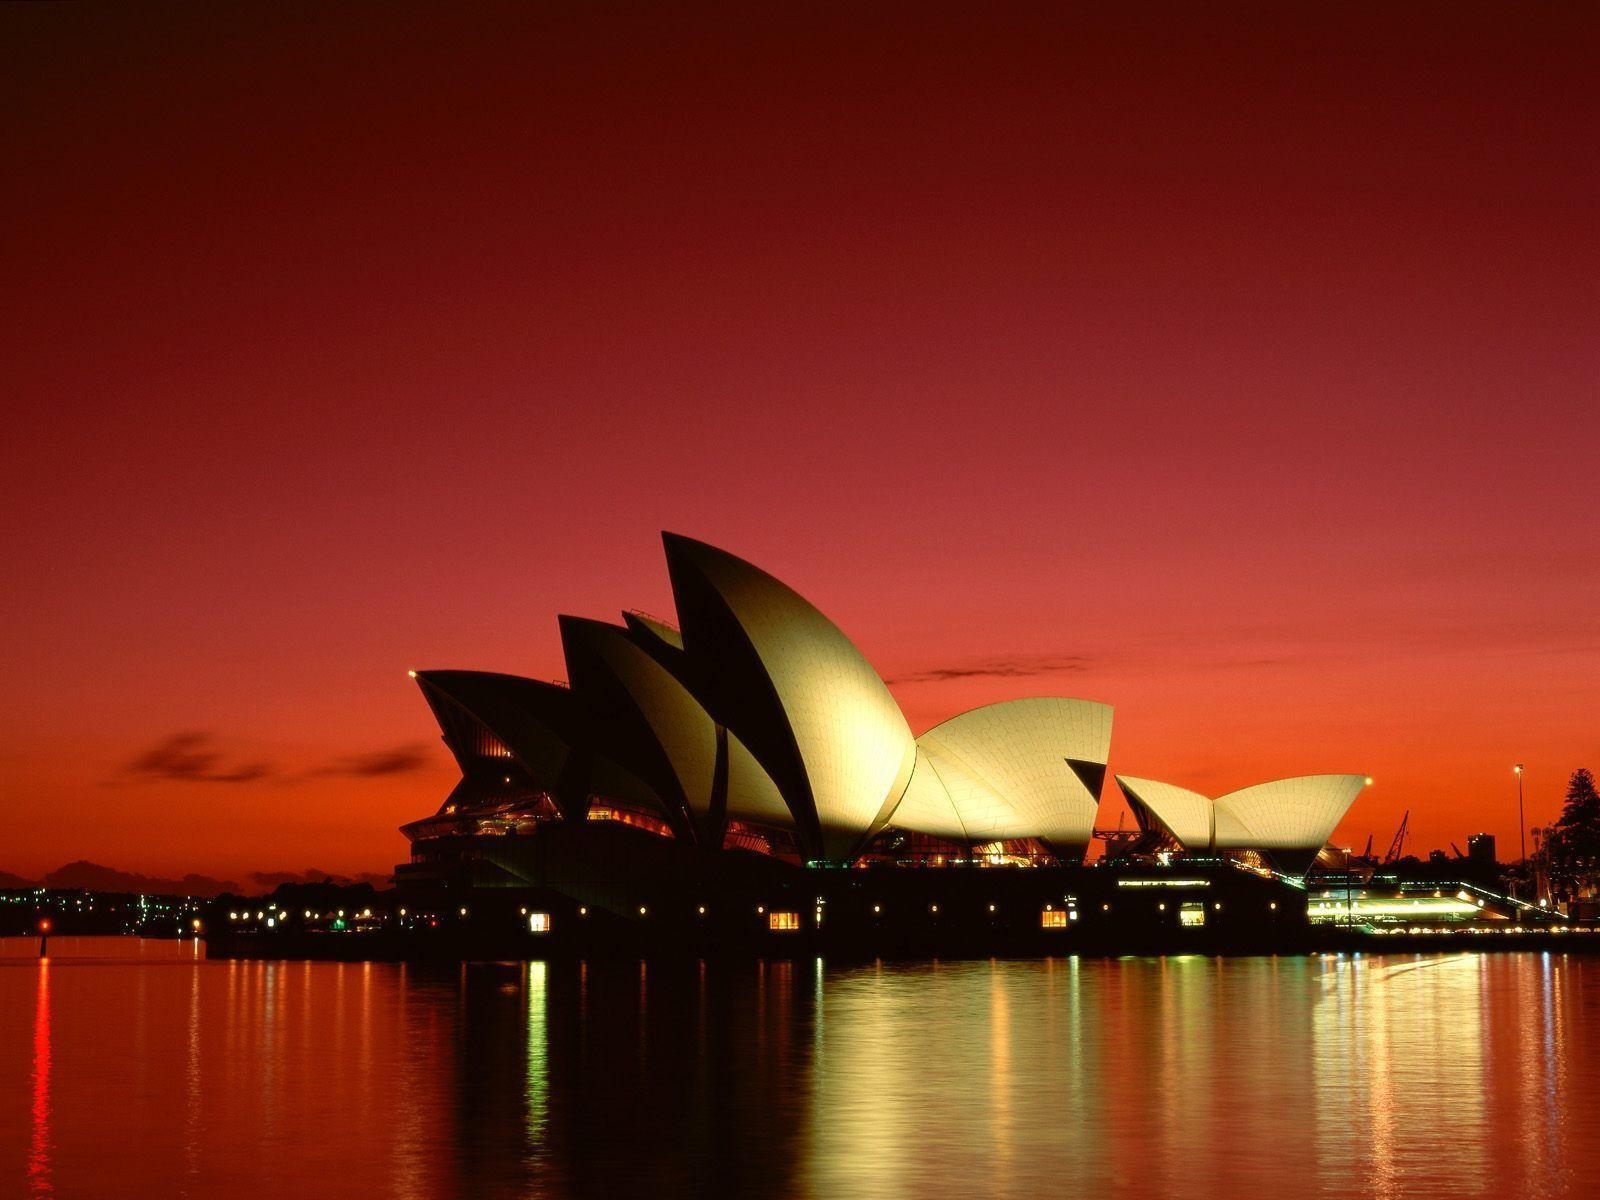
[215,897,1302,928]
[1366,925,1598,936]
[6,895,193,909]
[228,908,375,920]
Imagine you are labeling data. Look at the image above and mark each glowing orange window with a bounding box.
[768,911,800,931]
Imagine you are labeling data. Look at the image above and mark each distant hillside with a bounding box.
[248,868,392,890]
[42,861,241,897]
[0,862,391,898]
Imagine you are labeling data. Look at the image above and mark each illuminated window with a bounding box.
[586,803,675,838]
[768,911,800,931]
[528,912,551,934]
[1041,909,1069,929]
[1179,902,1206,927]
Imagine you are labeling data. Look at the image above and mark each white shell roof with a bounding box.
[1115,775,1213,846]
[885,748,970,842]
[1218,775,1366,851]
[1118,772,1366,853]
[900,697,1113,851]
[578,623,720,823]
[724,729,798,830]
[669,536,917,860]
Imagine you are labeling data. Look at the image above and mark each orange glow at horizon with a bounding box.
[1,3,1596,882]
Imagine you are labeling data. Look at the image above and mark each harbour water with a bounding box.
[3,938,1596,1198]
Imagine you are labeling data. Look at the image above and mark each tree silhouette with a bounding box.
[1545,768,1600,900]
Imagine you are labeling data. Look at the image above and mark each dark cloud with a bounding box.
[113,734,433,787]
[305,742,432,779]
[117,732,273,785]
[889,655,1093,684]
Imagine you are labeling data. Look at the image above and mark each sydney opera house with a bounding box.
[395,533,1368,945]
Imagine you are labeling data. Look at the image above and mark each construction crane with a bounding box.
[1093,809,1153,859]
[1383,810,1410,865]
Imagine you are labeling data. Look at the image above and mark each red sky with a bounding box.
[3,3,1596,881]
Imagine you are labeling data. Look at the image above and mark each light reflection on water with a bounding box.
[2,939,1596,1199]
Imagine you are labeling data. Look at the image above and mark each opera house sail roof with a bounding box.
[904,698,1112,858]
[400,532,1365,876]
[661,533,917,862]
[1116,773,1369,876]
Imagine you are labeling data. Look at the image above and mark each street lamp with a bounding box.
[1514,765,1527,863]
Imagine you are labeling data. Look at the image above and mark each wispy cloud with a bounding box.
[304,743,432,779]
[113,733,435,786]
[117,732,273,785]
[889,654,1093,684]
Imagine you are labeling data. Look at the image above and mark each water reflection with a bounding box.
[1313,955,1486,1195]
[28,958,50,1198]
[3,941,1599,1199]
[526,961,548,1145]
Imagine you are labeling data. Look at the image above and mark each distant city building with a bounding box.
[398,534,1366,890]
[1467,833,1497,865]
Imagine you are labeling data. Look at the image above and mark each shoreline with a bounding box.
[198,924,1600,963]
